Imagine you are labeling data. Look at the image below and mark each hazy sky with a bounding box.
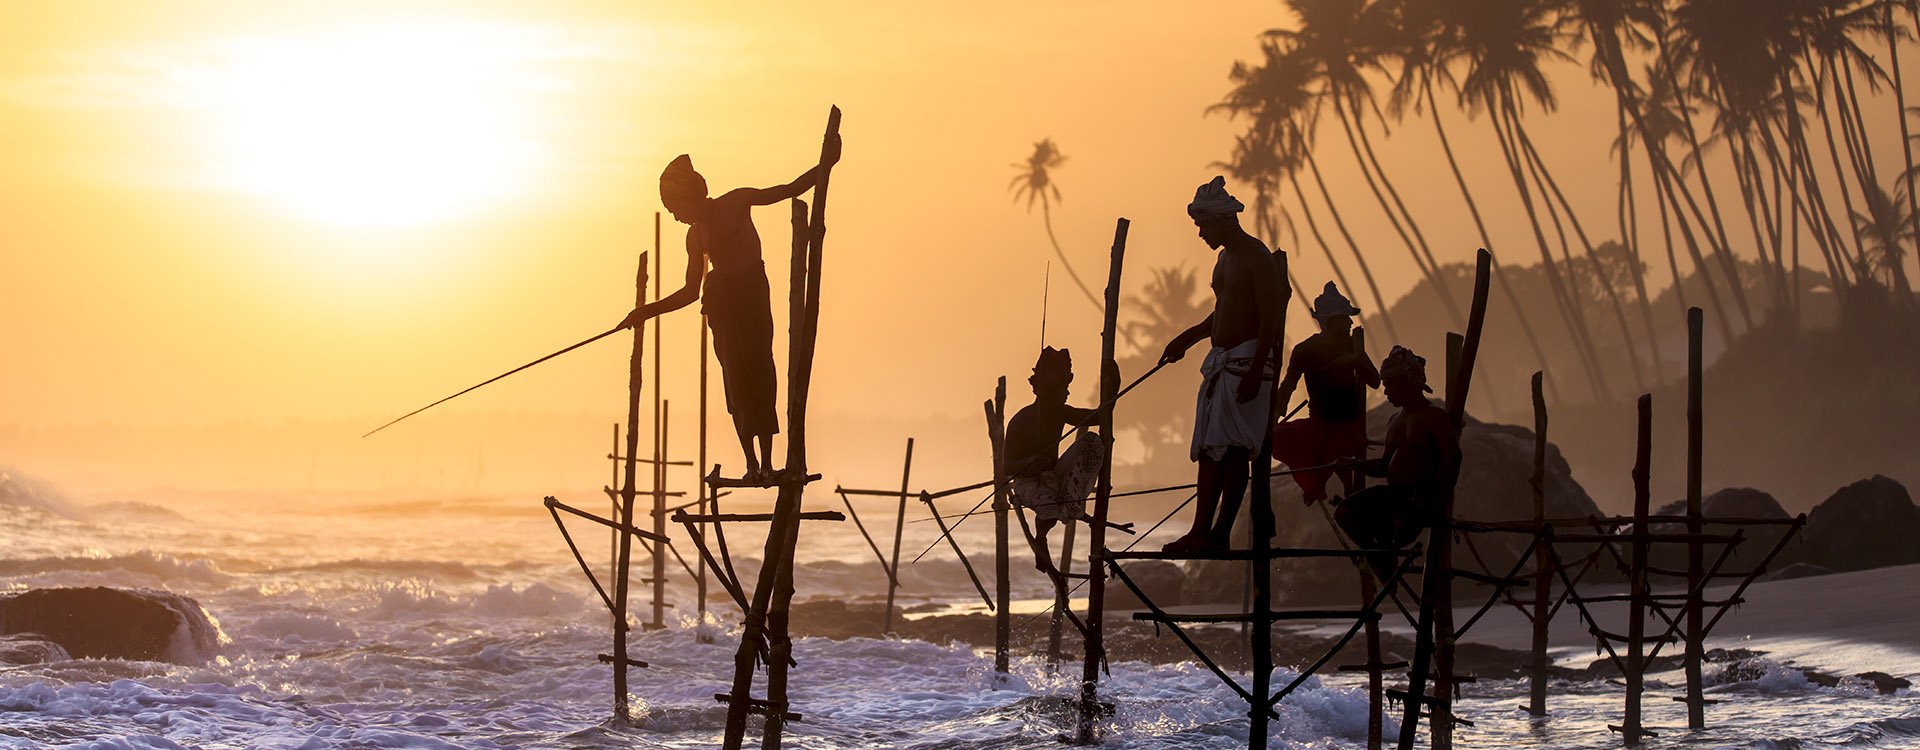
[2,2,1912,494]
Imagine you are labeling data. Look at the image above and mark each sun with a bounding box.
[189,25,547,228]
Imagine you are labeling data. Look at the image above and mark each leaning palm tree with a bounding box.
[1010,139,1100,311]
[1447,0,1614,401]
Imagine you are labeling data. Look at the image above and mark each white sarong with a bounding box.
[1190,339,1277,462]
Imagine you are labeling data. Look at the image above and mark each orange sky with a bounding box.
[2,2,1913,496]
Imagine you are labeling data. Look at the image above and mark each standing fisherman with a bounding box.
[1159,176,1288,554]
[1272,282,1379,505]
[620,140,841,481]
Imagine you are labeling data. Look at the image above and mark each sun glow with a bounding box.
[184,25,551,228]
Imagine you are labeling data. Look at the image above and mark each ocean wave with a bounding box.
[362,580,589,620]
[0,551,229,585]
[0,468,81,518]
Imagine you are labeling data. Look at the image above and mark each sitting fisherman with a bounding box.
[619,138,839,482]
[1005,347,1105,568]
[1334,346,1460,573]
[1272,282,1379,505]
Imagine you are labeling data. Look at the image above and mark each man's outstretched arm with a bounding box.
[619,246,705,329]
[735,134,843,206]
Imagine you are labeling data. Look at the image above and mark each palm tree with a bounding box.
[1272,0,1465,327]
[1852,179,1920,298]
[1446,0,1615,400]
[1010,139,1101,312]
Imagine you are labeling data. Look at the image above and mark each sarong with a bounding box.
[1012,430,1104,522]
[1271,416,1369,501]
[1190,340,1277,462]
[702,263,780,437]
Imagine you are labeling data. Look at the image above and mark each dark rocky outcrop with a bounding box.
[1650,487,1803,576]
[1802,476,1920,572]
[0,587,227,664]
[1184,405,1603,606]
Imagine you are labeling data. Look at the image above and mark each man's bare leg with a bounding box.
[757,434,775,476]
[1206,448,1252,547]
[737,433,762,480]
[1163,456,1227,552]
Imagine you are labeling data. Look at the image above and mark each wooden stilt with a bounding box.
[989,378,1013,675]
[1050,505,1077,667]
[1074,218,1127,745]
[611,251,650,722]
[1684,307,1706,729]
[884,438,915,636]
[1248,243,1286,750]
[1350,326,1385,750]
[651,214,667,632]
[697,313,711,640]
[1528,371,1552,717]
[1623,394,1654,745]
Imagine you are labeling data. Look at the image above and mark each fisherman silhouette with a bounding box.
[619,138,841,482]
[1005,347,1105,571]
[1333,346,1460,576]
[1273,282,1379,506]
[1158,176,1288,554]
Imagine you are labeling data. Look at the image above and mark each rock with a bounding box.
[1650,488,1802,577]
[1107,561,1183,610]
[1182,405,1604,606]
[1803,476,1920,572]
[1761,562,1833,582]
[0,634,70,664]
[1854,671,1912,695]
[0,587,228,664]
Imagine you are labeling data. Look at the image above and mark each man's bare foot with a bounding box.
[1160,531,1210,555]
[742,466,767,484]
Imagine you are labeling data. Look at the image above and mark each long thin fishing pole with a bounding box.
[363,325,625,438]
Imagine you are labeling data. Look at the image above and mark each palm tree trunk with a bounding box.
[1040,200,1102,312]
[1653,158,1692,320]
[1425,77,1562,400]
[1617,104,1666,381]
[1781,84,1857,294]
[1841,53,1883,184]
[1517,121,1649,390]
[1300,146,1402,347]
[1348,94,1460,323]
[1329,98,1463,327]
[1726,126,1784,312]
[1810,57,1874,275]
[1889,2,1920,301]
[1648,132,1740,344]
[1491,89,1612,401]
[1657,40,1757,330]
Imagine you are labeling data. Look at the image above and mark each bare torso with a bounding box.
[1382,403,1461,496]
[1209,234,1279,349]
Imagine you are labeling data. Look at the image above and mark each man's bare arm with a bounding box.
[734,134,844,206]
[620,244,705,328]
[1236,250,1289,402]
[1162,314,1214,363]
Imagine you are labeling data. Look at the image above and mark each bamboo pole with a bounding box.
[1624,393,1654,745]
[990,378,1013,675]
[883,438,915,636]
[611,251,649,722]
[1074,217,1127,745]
[651,213,667,631]
[1528,371,1552,717]
[1684,306,1706,729]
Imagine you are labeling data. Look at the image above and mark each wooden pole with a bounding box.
[1528,371,1552,717]
[1684,306,1706,729]
[1050,501,1077,667]
[1074,217,1127,745]
[1625,393,1654,745]
[611,424,619,587]
[1248,245,1288,750]
[651,213,667,631]
[883,438,915,635]
[697,314,711,639]
[611,251,649,722]
[1353,326,1384,750]
[990,378,1012,675]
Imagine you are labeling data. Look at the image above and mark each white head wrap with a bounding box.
[1187,176,1245,224]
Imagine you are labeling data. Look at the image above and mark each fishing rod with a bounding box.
[363,324,628,438]
[909,457,1344,526]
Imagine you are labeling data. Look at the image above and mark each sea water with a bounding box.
[0,489,1914,749]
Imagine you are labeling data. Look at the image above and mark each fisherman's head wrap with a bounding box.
[1381,345,1433,393]
[1187,176,1245,225]
[1032,346,1073,387]
[1312,281,1361,320]
[660,154,708,204]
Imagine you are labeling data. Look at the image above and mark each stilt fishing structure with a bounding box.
[837,438,999,635]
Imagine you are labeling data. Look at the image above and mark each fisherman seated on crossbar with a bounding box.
[1006,347,1106,571]
[1272,282,1379,506]
[1334,346,1460,576]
